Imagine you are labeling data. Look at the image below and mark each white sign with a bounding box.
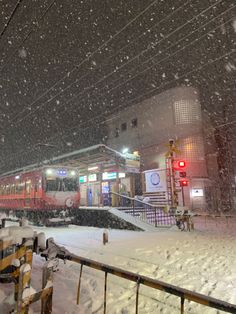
[192,188,204,197]
[144,169,167,192]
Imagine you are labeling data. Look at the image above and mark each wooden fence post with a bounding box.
[17,263,32,314]
[41,261,54,314]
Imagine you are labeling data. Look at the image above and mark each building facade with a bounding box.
[106,86,209,210]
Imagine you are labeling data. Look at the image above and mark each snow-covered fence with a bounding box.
[0,224,54,313]
[46,240,236,314]
[17,261,53,314]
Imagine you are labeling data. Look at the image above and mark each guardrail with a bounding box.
[108,192,236,229]
[53,245,236,314]
[109,191,176,227]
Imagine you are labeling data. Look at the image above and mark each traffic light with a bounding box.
[179,179,188,187]
[179,171,187,178]
[178,160,186,168]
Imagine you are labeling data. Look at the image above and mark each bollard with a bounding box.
[103,230,108,245]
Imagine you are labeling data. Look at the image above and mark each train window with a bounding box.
[2,185,5,195]
[62,178,78,191]
[11,184,16,194]
[6,185,10,195]
[16,182,24,194]
[46,178,78,192]
[46,179,58,192]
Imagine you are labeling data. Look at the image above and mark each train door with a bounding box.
[33,177,40,208]
[24,179,31,208]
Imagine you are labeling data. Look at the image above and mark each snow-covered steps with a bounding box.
[109,208,168,232]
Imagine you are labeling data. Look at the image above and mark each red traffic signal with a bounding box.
[178,160,186,168]
[179,179,188,187]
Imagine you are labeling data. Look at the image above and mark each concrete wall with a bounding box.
[74,208,142,231]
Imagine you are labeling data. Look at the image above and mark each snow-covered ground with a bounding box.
[1,217,236,314]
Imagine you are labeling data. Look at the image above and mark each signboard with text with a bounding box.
[125,153,140,173]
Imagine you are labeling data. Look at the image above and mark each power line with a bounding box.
[121,49,235,108]
[0,0,57,73]
[92,12,235,104]
[41,0,232,121]
[8,0,161,125]
[11,0,224,126]
[65,0,228,106]
[2,48,233,168]
[9,0,190,125]
[98,0,191,66]
[0,0,23,41]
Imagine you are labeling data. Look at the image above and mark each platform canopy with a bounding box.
[47,144,127,174]
[0,144,140,177]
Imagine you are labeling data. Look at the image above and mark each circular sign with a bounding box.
[150,173,160,185]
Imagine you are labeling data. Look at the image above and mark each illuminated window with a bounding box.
[174,100,201,124]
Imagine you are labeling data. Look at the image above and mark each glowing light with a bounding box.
[178,160,186,168]
[88,166,98,171]
[46,168,53,175]
[122,148,129,154]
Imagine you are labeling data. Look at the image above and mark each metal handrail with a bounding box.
[110,192,236,219]
[109,191,167,208]
[54,249,236,314]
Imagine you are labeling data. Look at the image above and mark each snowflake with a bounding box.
[19,48,27,58]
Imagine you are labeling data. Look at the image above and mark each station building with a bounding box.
[105,86,209,210]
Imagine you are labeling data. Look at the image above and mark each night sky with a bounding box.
[0,0,235,173]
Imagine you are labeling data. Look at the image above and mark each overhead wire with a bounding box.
[61,0,229,107]
[2,48,234,168]
[0,0,57,73]
[0,0,23,41]
[8,0,190,125]
[8,0,161,125]
[120,50,235,108]
[1,3,233,162]
[26,0,232,124]
[10,0,225,126]
[1,1,234,169]
[83,9,236,107]
[44,49,236,141]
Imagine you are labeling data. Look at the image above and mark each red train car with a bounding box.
[0,166,80,224]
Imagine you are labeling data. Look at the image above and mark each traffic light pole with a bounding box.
[181,186,185,206]
[166,140,178,207]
